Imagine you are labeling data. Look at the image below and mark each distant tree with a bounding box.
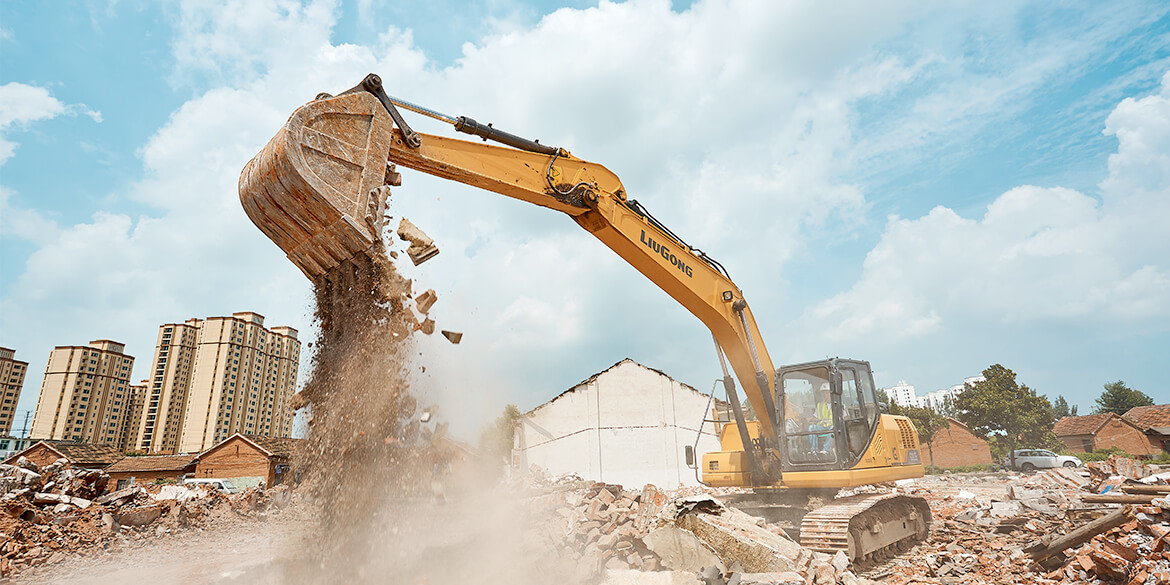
[1093,381,1154,416]
[876,389,892,411]
[1051,395,1078,419]
[894,403,950,466]
[937,394,959,418]
[954,364,1057,468]
[478,404,522,473]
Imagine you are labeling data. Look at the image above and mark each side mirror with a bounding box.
[685,445,695,468]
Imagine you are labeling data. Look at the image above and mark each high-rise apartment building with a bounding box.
[135,319,203,454]
[120,380,148,451]
[30,340,135,446]
[136,312,300,454]
[0,347,29,436]
[886,380,919,408]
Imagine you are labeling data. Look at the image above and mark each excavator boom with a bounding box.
[240,78,779,451]
[240,74,929,560]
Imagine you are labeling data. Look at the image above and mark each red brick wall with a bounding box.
[14,445,65,470]
[193,437,275,486]
[1059,434,1094,454]
[1092,418,1158,456]
[925,422,992,468]
[108,469,187,488]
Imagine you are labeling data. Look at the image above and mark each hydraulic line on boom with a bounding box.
[239,73,931,560]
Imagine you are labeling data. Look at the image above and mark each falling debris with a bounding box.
[420,317,436,335]
[441,330,462,344]
[415,289,438,313]
[397,218,440,265]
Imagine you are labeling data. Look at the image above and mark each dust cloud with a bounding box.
[275,244,577,585]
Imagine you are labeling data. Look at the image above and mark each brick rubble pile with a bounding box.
[0,456,289,579]
[872,457,1170,585]
[521,471,882,585]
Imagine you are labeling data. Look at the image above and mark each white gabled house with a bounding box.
[513,359,723,488]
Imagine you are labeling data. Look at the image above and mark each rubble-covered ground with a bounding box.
[3,454,1169,585]
[0,456,295,583]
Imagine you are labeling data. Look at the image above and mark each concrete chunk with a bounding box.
[117,505,162,527]
[666,496,799,573]
[415,289,438,313]
[397,218,439,265]
[94,486,143,505]
[441,330,463,344]
[32,492,91,509]
[643,525,725,573]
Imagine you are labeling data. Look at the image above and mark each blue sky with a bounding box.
[2,0,1168,438]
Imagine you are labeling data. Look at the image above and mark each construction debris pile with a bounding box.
[522,473,879,585]
[515,458,1170,585]
[874,457,1170,585]
[0,457,289,579]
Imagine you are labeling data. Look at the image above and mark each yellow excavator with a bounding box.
[239,73,930,561]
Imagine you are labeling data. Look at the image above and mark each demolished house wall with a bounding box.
[193,436,276,488]
[1091,417,1160,456]
[1055,413,1158,455]
[925,418,992,468]
[10,444,70,471]
[514,359,720,488]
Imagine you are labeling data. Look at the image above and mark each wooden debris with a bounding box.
[1025,506,1134,562]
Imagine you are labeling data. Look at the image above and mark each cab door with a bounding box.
[777,359,880,472]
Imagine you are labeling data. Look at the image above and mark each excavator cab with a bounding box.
[703,356,923,490]
[777,358,881,471]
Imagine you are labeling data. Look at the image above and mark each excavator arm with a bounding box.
[241,75,934,561]
[386,116,781,442]
[239,75,780,480]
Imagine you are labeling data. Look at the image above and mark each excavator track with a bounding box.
[800,493,931,562]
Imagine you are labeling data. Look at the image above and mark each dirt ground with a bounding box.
[11,487,564,585]
[11,509,309,585]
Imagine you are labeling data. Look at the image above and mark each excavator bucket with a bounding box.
[239,91,397,280]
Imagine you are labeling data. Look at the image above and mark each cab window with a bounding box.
[840,367,871,459]
[781,367,836,465]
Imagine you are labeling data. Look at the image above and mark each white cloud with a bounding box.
[0,187,59,246]
[0,83,64,165]
[5,0,1168,436]
[800,73,1170,347]
[0,82,103,165]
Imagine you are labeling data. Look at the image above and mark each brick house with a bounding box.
[104,454,198,489]
[1053,413,1159,456]
[192,434,299,488]
[1,440,123,470]
[1122,404,1170,453]
[921,418,992,468]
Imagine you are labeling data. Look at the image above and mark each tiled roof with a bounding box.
[104,454,197,473]
[238,435,301,458]
[1053,413,1114,437]
[1122,404,1170,430]
[41,441,124,467]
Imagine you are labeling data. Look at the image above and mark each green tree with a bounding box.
[1051,395,1078,419]
[894,404,950,466]
[478,404,522,471]
[954,364,1057,468]
[936,394,959,418]
[1093,381,1153,415]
